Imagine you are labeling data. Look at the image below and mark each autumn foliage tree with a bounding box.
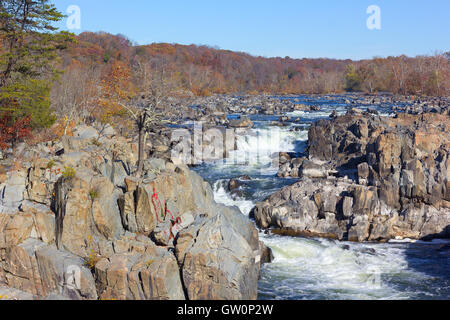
[97,61,134,124]
[61,32,450,98]
[0,112,31,150]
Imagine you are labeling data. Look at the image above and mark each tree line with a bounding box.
[1,0,449,153]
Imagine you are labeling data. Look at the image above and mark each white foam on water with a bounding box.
[389,238,450,245]
[379,112,396,117]
[233,127,307,157]
[216,126,308,176]
[287,110,335,118]
[200,108,448,300]
[258,234,435,300]
[212,180,255,216]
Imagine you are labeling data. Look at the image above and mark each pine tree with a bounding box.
[0,0,73,128]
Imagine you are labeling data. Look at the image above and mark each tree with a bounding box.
[51,61,101,133]
[0,111,31,150]
[344,64,361,92]
[0,0,73,128]
[357,64,376,93]
[0,78,55,128]
[0,0,72,86]
[97,59,167,177]
[123,103,164,177]
[97,61,133,126]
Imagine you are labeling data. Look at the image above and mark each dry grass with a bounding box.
[25,128,58,146]
[84,250,101,271]
[62,166,76,179]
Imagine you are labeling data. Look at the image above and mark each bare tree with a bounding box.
[120,101,164,177]
[51,63,101,132]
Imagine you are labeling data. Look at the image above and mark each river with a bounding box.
[192,95,450,300]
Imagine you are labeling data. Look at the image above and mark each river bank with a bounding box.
[187,94,449,299]
[0,94,449,300]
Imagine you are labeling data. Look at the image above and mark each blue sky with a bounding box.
[54,0,449,60]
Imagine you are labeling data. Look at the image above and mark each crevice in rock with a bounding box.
[53,177,71,250]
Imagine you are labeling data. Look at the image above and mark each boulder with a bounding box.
[2,239,47,296]
[253,177,450,242]
[229,116,254,128]
[35,244,98,300]
[95,250,185,300]
[20,201,55,244]
[89,176,124,241]
[0,170,27,211]
[176,208,260,300]
[301,160,328,179]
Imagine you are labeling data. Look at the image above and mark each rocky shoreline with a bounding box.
[162,93,450,125]
[254,109,450,242]
[0,124,270,300]
[142,93,450,162]
[0,93,449,300]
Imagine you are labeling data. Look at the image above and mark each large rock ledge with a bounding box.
[255,111,450,242]
[253,177,450,242]
[0,126,267,300]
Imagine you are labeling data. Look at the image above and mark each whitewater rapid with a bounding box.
[193,98,450,300]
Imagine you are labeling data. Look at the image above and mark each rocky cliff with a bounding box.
[254,110,450,242]
[0,125,266,300]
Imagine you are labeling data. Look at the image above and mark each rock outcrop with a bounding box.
[256,111,450,242]
[0,125,265,300]
[176,205,262,300]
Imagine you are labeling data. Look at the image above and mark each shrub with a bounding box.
[90,138,101,147]
[145,260,154,268]
[89,188,99,200]
[84,250,101,271]
[0,79,56,129]
[47,160,56,169]
[62,166,76,179]
[0,112,32,150]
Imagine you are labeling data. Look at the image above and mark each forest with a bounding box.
[1,0,449,151]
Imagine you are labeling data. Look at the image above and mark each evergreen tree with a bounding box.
[0,0,73,128]
[344,64,362,92]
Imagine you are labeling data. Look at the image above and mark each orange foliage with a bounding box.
[0,112,32,150]
[96,61,134,124]
[56,31,450,100]
[51,117,76,138]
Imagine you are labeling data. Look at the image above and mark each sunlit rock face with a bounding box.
[0,124,264,300]
[256,112,450,242]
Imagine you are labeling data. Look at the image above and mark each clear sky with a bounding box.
[53,0,450,60]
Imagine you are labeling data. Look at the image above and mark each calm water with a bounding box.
[193,96,450,300]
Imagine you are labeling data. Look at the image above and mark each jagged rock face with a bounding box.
[309,112,450,208]
[253,178,450,242]
[52,171,125,258]
[0,125,263,300]
[95,248,185,300]
[118,164,215,237]
[259,112,450,242]
[1,238,97,299]
[176,205,261,300]
[308,113,387,170]
[1,170,27,212]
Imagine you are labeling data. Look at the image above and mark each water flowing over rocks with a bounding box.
[1,93,449,300]
[0,124,265,300]
[257,109,450,242]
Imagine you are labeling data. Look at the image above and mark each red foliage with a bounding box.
[58,31,450,97]
[0,113,32,150]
